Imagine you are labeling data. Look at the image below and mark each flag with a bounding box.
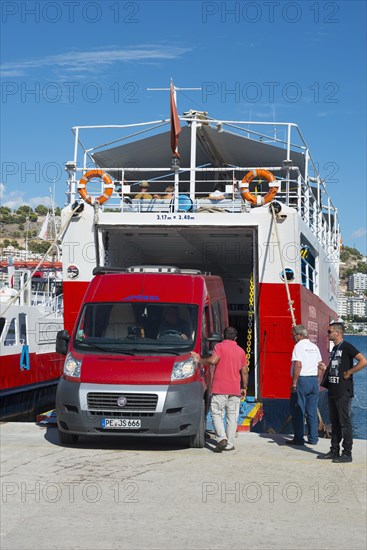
[38,212,49,240]
[170,82,181,159]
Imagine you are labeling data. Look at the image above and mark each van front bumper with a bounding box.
[56,379,205,438]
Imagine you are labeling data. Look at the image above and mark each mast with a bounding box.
[25,215,30,261]
[50,184,60,260]
[147,81,201,205]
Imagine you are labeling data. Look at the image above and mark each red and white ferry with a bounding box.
[60,88,340,432]
[0,261,64,419]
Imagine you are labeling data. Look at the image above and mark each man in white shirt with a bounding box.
[286,325,325,446]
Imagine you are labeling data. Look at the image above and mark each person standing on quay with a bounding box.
[191,326,248,452]
[317,322,367,463]
[286,325,325,446]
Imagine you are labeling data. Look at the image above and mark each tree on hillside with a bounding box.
[17,205,33,215]
[340,248,350,262]
[28,241,50,254]
[0,207,13,223]
[35,205,49,216]
[356,262,367,274]
[0,206,11,215]
[341,245,362,260]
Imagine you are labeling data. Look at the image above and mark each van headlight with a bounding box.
[64,352,82,378]
[171,358,196,380]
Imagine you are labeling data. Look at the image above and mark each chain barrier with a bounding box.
[104,232,109,266]
[246,272,254,368]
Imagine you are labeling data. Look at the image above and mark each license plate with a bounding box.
[102,418,141,429]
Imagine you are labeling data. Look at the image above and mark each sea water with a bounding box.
[349,334,367,440]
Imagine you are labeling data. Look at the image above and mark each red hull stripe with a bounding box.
[0,352,64,391]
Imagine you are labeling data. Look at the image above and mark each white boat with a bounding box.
[0,261,64,419]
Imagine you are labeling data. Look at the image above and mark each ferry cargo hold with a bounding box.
[59,90,340,435]
[56,267,228,446]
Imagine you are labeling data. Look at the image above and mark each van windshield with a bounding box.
[74,302,198,354]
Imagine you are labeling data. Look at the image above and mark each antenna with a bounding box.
[272,104,277,143]
[147,81,201,112]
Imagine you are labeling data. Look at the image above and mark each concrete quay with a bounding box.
[1,422,366,550]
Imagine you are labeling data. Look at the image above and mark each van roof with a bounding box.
[85,271,224,304]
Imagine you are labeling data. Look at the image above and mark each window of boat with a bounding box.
[300,238,317,294]
[19,313,27,345]
[0,318,5,339]
[4,317,16,346]
[74,302,198,354]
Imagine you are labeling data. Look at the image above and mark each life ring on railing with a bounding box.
[240,169,279,206]
[78,170,114,205]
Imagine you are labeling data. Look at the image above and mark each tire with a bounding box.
[189,400,206,448]
[58,429,79,445]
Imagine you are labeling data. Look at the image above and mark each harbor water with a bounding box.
[349,334,367,439]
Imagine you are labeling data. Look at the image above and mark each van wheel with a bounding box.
[58,429,79,445]
[189,401,206,448]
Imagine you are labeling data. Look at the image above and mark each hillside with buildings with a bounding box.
[0,205,60,261]
[338,246,367,333]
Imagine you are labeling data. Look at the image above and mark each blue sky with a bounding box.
[1,0,366,253]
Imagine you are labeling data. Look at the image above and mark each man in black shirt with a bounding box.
[317,322,367,463]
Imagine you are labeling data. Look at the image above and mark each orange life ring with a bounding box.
[78,170,114,205]
[240,169,279,206]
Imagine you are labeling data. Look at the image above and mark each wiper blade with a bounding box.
[141,348,180,355]
[75,341,136,355]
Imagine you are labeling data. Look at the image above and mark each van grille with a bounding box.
[87,392,158,412]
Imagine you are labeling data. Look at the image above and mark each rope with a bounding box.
[195,206,228,213]
[269,204,297,326]
[0,204,81,317]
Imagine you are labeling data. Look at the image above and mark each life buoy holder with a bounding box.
[240,169,279,206]
[78,169,114,205]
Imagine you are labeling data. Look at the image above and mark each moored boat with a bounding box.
[0,261,64,419]
[59,86,340,433]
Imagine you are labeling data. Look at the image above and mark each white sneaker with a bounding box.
[224,443,235,451]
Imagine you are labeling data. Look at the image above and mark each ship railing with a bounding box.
[101,175,338,261]
[31,291,63,315]
[67,119,340,263]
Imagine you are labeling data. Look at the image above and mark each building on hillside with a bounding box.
[347,272,367,292]
[348,295,367,317]
[0,247,51,262]
[339,294,367,319]
[338,295,349,318]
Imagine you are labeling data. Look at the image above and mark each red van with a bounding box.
[56,266,228,447]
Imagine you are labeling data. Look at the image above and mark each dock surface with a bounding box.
[1,423,366,550]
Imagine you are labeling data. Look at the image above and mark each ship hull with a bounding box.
[0,351,63,420]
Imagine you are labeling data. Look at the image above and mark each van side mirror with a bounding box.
[56,329,70,355]
[206,332,222,351]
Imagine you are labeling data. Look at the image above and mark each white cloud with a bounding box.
[0,184,49,210]
[0,45,192,77]
[352,228,367,239]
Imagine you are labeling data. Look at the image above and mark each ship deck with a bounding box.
[1,422,366,550]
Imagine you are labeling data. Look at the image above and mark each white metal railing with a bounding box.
[31,292,63,315]
[65,117,340,266]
